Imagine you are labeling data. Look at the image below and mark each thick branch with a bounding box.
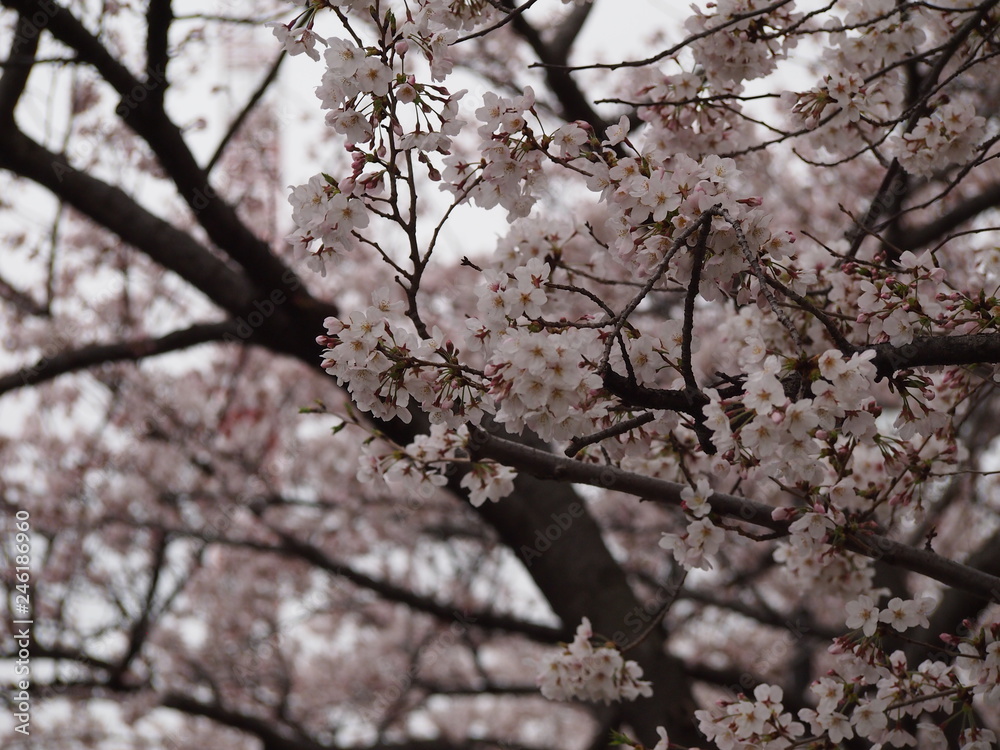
[868,332,1000,380]
[0,127,245,303]
[468,427,1000,601]
[500,0,608,129]
[0,0,305,296]
[899,181,1000,251]
[0,12,38,123]
[603,369,709,413]
[0,125,337,361]
[470,426,778,526]
[605,334,1000,409]
[145,0,172,104]
[549,1,594,63]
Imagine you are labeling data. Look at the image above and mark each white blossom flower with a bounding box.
[846,595,881,637]
[681,478,713,518]
[537,618,653,704]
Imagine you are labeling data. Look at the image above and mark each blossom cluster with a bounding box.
[786,72,890,131]
[844,594,935,637]
[703,349,881,489]
[782,0,923,157]
[659,478,727,571]
[827,0,928,76]
[485,326,607,442]
[788,600,1000,749]
[685,0,803,86]
[695,632,999,750]
[282,1,469,267]
[887,99,987,178]
[580,145,791,277]
[695,684,805,750]
[851,249,948,346]
[318,288,488,427]
[536,618,653,705]
[440,87,547,222]
[357,423,517,507]
[772,504,878,602]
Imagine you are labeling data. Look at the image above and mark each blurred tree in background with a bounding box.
[2,1,1000,748]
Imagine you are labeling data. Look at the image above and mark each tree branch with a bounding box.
[0,321,239,396]
[208,527,566,643]
[162,693,325,750]
[206,50,285,176]
[164,692,556,750]
[907,527,1000,666]
[868,332,1000,380]
[602,369,709,413]
[845,0,1000,260]
[0,11,38,123]
[499,0,608,130]
[0,271,47,316]
[468,427,1000,601]
[145,0,172,105]
[0,0,305,296]
[899,181,1000,251]
[111,530,168,687]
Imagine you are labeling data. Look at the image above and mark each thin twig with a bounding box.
[564,412,657,457]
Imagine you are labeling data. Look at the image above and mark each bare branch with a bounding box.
[0,321,238,396]
[206,51,285,176]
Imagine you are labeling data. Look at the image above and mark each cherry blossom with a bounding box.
[6,0,1000,748]
[536,618,653,705]
[846,594,881,637]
